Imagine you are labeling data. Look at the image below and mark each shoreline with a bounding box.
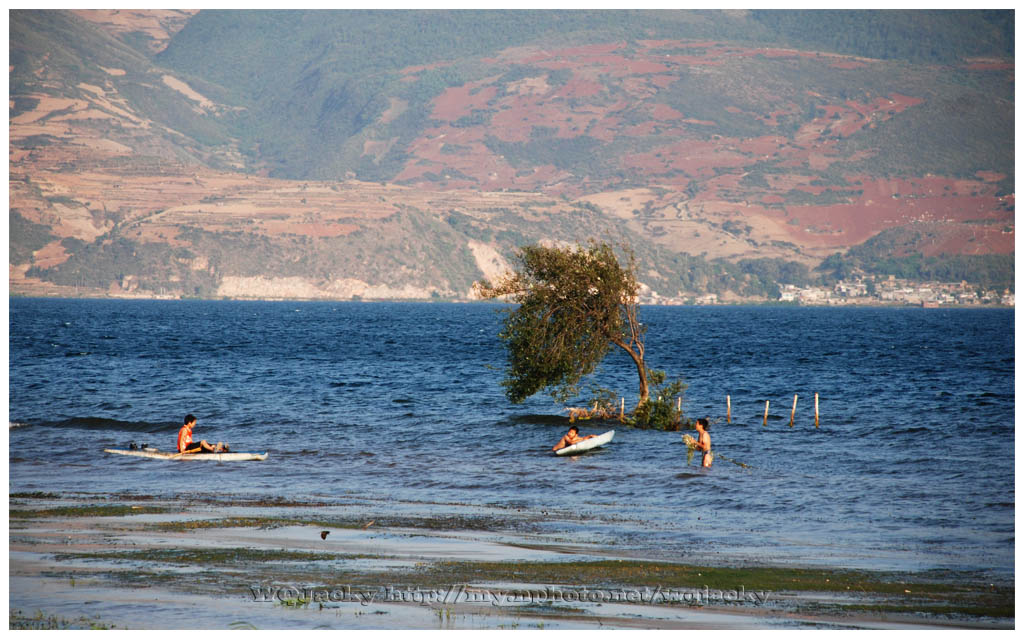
[10,493,1014,630]
[7,291,1014,309]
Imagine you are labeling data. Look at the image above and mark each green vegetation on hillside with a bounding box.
[10,11,150,94]
[484,134,606,173]
[817,226,1014,290]
[751,10,1013,64]
[10,11,241,167]
[153,10,1012,184]
[9,212,57,265]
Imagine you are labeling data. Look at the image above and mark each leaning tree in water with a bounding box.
[475,241,657,410]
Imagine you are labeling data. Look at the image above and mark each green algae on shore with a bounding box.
[10,494,1015,627]
[10,609,117,630]
[54,545,1008,620]
[55,548,384,564]
[412,559,1013,620]
[421,559,967,595]
[151,513,539,533]
[10,504,171,519]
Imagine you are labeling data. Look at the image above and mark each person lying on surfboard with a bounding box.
[552,425,595,452]
[177,414,228,454]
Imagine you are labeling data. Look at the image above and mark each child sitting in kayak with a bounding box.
[552,425,595,452]
[177,414,228,454]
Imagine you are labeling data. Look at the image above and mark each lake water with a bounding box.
[8,299,1015,579]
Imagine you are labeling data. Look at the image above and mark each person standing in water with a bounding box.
[694,417,712,467]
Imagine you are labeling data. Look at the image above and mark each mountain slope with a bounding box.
[9,10,1015,301]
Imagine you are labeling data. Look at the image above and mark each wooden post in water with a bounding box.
[814,393,819,428]
[789,394,798,427]
[726,395,732,423]
[763,400,770,426]
[620,397,625,422]
[677,396,681,412]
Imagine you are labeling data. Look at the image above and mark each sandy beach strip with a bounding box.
[9,493,1013,630]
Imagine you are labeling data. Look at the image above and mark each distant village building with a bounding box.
[834,281,866,298]
[638,276,1010,307]
[797,287,828,304]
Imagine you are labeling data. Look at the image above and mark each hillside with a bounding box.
[9,10,1014,302]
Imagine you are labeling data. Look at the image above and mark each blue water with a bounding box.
[8,299,1015,579]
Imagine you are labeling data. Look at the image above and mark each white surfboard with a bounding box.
[554,430,615,456]
[105,448,268,461]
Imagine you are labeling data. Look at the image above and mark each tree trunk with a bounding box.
[634,355,649,407]
[612,337,648,407]
[613,298,649,409]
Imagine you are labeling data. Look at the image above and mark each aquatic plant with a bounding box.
[9,609,115,630]
[628,369,689,430]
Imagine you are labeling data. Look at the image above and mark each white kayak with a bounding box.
[555,430,615,456]
[105,448,268,462]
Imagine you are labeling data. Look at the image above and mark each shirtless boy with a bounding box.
[552,425,595,452]
[177,414,227,454]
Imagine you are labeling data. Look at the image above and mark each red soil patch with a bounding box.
[71,10,196,54]
[768,172,1014,251]
[259,221,358,238]
[650,104,684,120]
[612,57,672,75]
[32,240,70,268]
[547,42,625,59]
[551,74,605,100]
[486,94,586,143]
[737,136,787,156]
[637,39,682,49]
[431,84,497,121]
[761,107,795,127]
[622,122,659,136]
[782,203,902,248]
[732,48,810,61]
[975,171,1006,182]
[889,93,924,108]
[624,139,749,179]
[964,61,1014,71]
[393,161,440,184]
[829,60,868,70]
[398,61,452,76]
[585,116,622,143]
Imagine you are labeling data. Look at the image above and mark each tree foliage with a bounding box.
[475,242,649,405]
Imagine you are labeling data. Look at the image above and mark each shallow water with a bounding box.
[8,299,1015,578]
